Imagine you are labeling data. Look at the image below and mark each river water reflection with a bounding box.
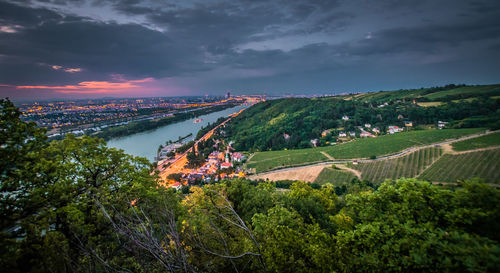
[106,104,247,162]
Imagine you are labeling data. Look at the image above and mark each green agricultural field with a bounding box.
[355,89,428,102]
[246,149,328,173]
[314,167,357,186]
[351,147,443,184]
[451,131,500,151]
[318,128,482,159]
[246,128,483,173]
[418,149,500,184]
[423,85,500,100]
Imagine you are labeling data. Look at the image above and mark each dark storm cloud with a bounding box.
[0,1,213,84]
[0,1,63,26]
[1,0,500,97]
[337,17,500,57]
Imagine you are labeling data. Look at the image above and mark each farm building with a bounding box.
[232,152,247,162]
[388,126,404,134]
[170,182,182,191]
[321,129,332,137]
[310,139,320,147]
[438,121,448,129]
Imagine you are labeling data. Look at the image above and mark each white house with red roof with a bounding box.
[170,182,182,191]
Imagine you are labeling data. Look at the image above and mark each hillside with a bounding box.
[246,128,484,173]
[451,131,500,151]
[306,133,500,186]
[3,95,500,273]
[226,84,500,152]
[351,147,442,184]
[418,149,500,183]
[353,84,500,103]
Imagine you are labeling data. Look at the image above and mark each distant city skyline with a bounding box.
[1,0,500,100]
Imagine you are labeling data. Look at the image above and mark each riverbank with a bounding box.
[106,104,248,161]
[95,103,241,141]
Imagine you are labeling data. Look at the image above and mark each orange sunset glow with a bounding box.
[16,77,155,94]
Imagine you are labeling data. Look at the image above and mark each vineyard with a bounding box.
[351,147,443,184]
[319,128,481,159]
[314,167,357,186]
[451,131,500,151]
[418,149,500,183]
[246,128,483,173]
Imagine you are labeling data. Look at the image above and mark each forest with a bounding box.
[2,98,500,272]
[224,94,500,152]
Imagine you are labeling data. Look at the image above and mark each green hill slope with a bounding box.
[247,128,483,173]
[418,149,500,183]
[351,147,443,184]
[226,84,499,153]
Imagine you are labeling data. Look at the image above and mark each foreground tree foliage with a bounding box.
[1,98,499,272]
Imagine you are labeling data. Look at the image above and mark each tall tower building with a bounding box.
[226,91,231,99]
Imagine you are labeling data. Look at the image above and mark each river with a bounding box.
[106,104,247,162]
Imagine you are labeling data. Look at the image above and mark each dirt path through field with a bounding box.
[451,145,500,154]
[249,164,327,182]
[247,129,499,181]
[334,164,362,180]
[320,151,334,160]
[441,144,454,154]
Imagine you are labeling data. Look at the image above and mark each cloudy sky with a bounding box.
[1,0,500,100]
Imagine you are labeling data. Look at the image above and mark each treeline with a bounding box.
[420,83,466,95]
[224,96,500,151]
[1,98,499,272]
[186,138,216,168]
[93,103,239,140]
[196,117,226,140]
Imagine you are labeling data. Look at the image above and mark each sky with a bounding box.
[1,0,500,100]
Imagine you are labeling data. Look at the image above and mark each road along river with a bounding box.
[106,104,247,162]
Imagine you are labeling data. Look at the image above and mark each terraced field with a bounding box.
[246,128,483,173]
[314,167,357,186]
[418,149,500,183]
[351,147,442,184]
[451,131,500,151]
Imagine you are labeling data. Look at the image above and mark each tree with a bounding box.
[0,99,165,272]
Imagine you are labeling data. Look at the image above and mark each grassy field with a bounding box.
[314,167,357,186]
[417,102,443,107]
[246,148,328,173]
[351,147,442,184]
[418,149,500,184]
[318,128,481,159]
[247,128,483,173]
[451,132,500,151]
[355,89,427,102]
[354,84,500,103]
[422,85,500,100]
